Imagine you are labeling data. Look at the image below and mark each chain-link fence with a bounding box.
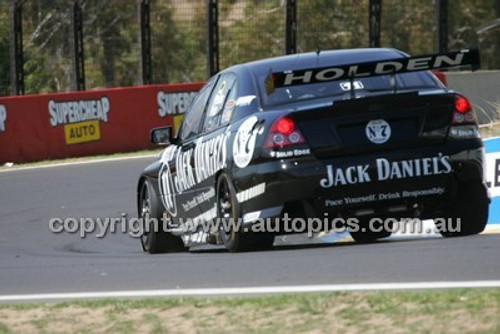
[297,0,368,52]
[382,0,436,55]
[1,0,499,96]
[449,0,500,70]
[15,1,73,95]
[150,0,206,83]
[0,4,10,96]
[81,0,140,89]
[218,0,285,69]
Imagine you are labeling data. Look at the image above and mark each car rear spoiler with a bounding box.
[273,48,480,88]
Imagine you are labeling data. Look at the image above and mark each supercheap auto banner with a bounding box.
[484,137,500,225]
[0,83,203,163]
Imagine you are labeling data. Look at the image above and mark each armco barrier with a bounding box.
[485,137,500,225]
[0,83,203,163]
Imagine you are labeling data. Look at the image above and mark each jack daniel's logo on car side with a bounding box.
[158,132,230,216]
[320,153,453,188]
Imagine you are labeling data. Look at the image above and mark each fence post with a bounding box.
[72,1,85,91]
[206,0,219,78]
[10,0,24,95]
[436,0,448,53]
[140,0,152,85]
[285,0,297,54]
[368,0,382,48]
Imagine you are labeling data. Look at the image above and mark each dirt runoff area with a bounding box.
[1,289,500,334]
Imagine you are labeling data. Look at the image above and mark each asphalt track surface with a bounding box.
[1,157,499,297]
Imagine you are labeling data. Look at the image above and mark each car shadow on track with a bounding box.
[188,232,447,254]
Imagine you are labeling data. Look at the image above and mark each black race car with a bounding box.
[137,48,489,253]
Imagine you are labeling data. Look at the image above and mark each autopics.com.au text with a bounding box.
[48,213,461,238]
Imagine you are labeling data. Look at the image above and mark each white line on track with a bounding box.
[0,153,158,173]
[2,281,500,303]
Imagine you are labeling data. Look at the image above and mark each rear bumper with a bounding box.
[234,139,486,220]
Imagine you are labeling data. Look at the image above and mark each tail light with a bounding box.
[452,95,476,124]
[264,116,305,148]
[449,94,480,139]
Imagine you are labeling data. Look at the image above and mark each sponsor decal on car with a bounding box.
[236,95,256,107]
[320,153,452,188]
[192,205,217,224]
[237,183,266,203]
[340,81,364,91]
[233,116,259,168]
[273,49,479,87]
[158,162,178,216]
[325,187,447,207]
[48,97,110,145]
[159,131,230,216]
[269,148,311,159]
[222,100,236,124]
[365,119,391,144]
[0,104,6,132]
[181,188,216,213]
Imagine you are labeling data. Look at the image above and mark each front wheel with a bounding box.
[217,174,274,252]
[437,182,489,237]
[139,179,186,254]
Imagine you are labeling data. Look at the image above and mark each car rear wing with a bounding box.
[273,48,480,88]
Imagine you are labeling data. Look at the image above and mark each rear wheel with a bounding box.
[217,174,274,252]
[139,180,186,254]
[349,218,393,243]
[437,182,489,237]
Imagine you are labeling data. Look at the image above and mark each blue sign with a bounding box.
[484,137,500,225]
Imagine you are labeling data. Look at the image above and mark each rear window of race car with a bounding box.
[258,70,441,107]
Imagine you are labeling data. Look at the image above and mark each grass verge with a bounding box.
[480,122,500,138]
[0,288,499,333]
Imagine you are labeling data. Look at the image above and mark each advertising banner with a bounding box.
[0,83,203,163]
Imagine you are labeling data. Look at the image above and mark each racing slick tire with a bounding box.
[139,179,187,254]
[217,174,274,252]
[349,217,393,243]
[437,182,489,237]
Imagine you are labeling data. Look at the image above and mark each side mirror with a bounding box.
[150,126,173,145]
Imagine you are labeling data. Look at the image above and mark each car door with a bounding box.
[194,73,238,217]
[162,78,217,222]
